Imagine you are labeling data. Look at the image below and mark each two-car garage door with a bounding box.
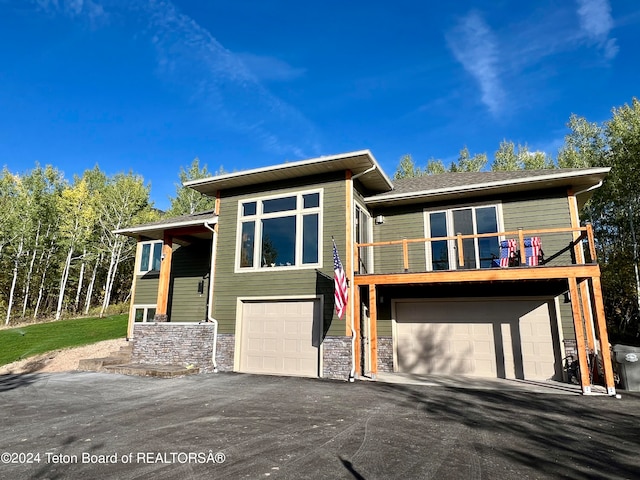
[238,300,320,378]
[395,299,559,380]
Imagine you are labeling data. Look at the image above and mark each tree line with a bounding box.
[0,159,216,325]
[394,98,640,344]
[2,98,639,344]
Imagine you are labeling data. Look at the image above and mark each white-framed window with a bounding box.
[133,305,157,322]
[424,203,503,271]
[139,241,163,274]
[236,189,323,271]
[355,204,373,274]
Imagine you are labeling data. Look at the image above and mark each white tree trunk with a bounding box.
[75,248,87,312]
[33,246,53,319]
[5,237,24,325]
[55,246,74,321]
[21,221,42,318]
[100,239,123,317]
[84,253,101,315]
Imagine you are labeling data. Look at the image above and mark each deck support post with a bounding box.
[568,277,591,394]
[590,276,617,395]
[369,284,378,376]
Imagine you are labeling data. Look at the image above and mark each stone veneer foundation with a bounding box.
[376,336,394,373]
[322,336,353,380]
[132,324,234,374]
[132,326,354,380]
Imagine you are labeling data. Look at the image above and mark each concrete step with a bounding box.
[77,342,133,372]
[102,364,200,378]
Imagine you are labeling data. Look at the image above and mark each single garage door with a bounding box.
[239,300,319,377]
[395,300,557,380]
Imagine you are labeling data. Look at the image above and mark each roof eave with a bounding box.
[365,167,610,207]
[184,150,394,195]
[113,215,218,238]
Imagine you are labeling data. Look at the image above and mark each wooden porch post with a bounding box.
[154,232,173,322]
[369,284,378,376]
[590,276,617,395]
[568,277,591,394]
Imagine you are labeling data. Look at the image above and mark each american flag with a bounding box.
[333,239,348,319]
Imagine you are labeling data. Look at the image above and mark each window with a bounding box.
[355,205,372,274]
[139,241,162,273]
[237,190,322,270]
[134,305,157,322]
[424,205,501,270]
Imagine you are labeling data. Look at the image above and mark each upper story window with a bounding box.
[424,204,502,271]
[139,241,162,274]
[237,189,322,271]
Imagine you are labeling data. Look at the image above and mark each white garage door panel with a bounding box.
[395,300,556,380]
[240,300,319,377]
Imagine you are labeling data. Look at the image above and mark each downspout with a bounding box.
[574,180,603,198]
[347,165,376,382]
[203,220,219,372]
[351,165,377,182]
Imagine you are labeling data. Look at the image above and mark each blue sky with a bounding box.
[1,0,639,210]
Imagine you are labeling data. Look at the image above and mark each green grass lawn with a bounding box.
[0,314,128,367]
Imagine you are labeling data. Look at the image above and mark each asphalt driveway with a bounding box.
[1,372,638,479]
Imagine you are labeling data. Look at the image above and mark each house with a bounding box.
[115,150,616,395]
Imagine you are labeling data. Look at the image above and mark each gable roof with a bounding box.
[364,168,610,207]
[184,150,393,196]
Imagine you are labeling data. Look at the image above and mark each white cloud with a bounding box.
[576,0,619,59]
[142,0,319,158]
[237,53,306,82]
[446,11,504,115]
[33,0,319,158]
[36,0,106,24]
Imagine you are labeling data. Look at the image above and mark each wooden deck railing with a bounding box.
[354,223,596,274]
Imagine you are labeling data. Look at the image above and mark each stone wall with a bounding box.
[215,333,235,371]
[132,324,234,374]
[377,336,394,372]
[322,336,352,380]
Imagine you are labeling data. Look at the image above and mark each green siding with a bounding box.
[558,300,575,341]
[371,206,426,274]
[212,173,347,336]
[502,192,574,266]
[133,276,159,305]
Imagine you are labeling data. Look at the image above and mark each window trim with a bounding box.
[234,188,323,273]
[138,240,163,274]
[133,304,157,323]
[423,202,504,271]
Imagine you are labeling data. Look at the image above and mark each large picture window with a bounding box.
[237,190,322,270]
[424,204,501,271]
[139,241,162,273]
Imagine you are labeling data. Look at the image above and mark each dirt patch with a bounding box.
[0,339,128,375]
